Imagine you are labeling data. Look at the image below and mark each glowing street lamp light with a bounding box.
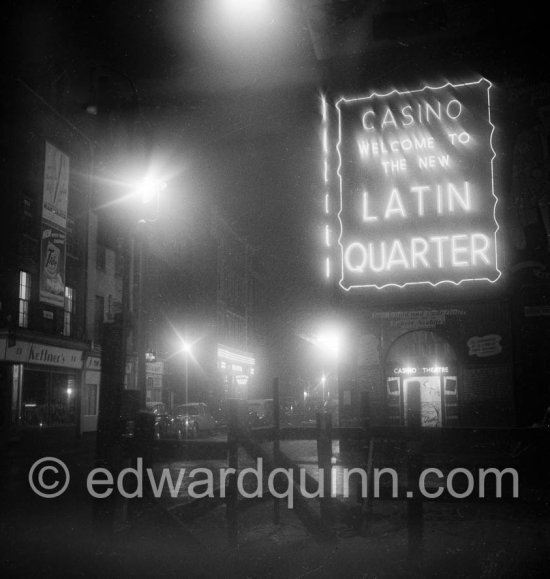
[180,340,193,407]
[134,177,166,410]
[314,331,340,359]
[135,178,166,223]
[313,328,343,426]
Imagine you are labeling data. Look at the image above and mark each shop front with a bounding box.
[216,344,256,400]
[384,330,458,427]
[2,339,84,436]
[350,302,515,428]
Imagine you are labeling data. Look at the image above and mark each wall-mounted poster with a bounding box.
[39,224,66,307]
[40,142,69,307]
[42,141,69,229]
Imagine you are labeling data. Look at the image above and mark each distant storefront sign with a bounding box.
[217,345,255,371]
[467,334,503,358]
[2,341,83,369]
[333,78,500,290]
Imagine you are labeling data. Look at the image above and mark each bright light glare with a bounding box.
[136,179,166,204]
[218,0,274,28]
[315,331,341,358]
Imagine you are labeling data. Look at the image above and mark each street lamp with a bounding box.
[134,178,166,410]
[313,329,341,426]
[180,340,192,407]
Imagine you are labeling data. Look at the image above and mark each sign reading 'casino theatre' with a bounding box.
[335,78,500,290]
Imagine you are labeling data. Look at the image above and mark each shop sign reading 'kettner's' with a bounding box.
[335,78,500,290]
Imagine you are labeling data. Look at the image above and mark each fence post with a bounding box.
[273,378,281,524]
[316,411,333,524]
[94,315,125,544]
[226,398,240,547]
[406,381,423,568]
[358,418,374,535]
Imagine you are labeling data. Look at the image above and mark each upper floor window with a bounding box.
[96,244,106,271]
[18,271,31,328]
[94,295,105,344]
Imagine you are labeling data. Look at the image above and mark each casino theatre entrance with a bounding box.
[385,330,459,427]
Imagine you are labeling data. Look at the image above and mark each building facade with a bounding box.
[0,79,95,442]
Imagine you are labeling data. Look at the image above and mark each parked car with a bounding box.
[247,398,274,427]
[145,401,172,439]
[172,402,217,438]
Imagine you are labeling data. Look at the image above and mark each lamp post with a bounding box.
[181,340,192,407]
[134,179,165,410]
[314,330,341,426]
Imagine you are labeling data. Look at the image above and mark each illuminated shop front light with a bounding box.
[331,77,500,291]
[393,366,449,375]
[217,345,255,367]
[235,375,249,386]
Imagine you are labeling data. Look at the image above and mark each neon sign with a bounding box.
[334,78,500,290]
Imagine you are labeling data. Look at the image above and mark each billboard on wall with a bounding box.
[333,78,500,290]
[40,142,69,307]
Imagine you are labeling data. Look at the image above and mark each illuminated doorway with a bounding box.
[385,330,459,427]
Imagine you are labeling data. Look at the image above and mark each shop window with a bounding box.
[20,371,77,426]
[63,286,74,336]
[82,383,98,416]
[18,271,31,328]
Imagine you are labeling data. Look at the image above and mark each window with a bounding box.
[96,244,106,270]
[82,383,98,416]
[18,271,31,328]
[150,389,162,403]
[63,286,74,336]
[94,295,104,344]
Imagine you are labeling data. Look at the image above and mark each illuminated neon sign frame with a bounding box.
[334,78,501,291]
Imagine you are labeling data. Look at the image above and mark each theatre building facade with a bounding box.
[338,300,515,428]
[321,76,550,429]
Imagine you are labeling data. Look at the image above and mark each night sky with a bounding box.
[6,0,549,303]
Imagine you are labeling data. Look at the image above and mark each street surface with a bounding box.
[2,432,549,578]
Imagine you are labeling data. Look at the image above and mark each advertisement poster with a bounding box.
[42,141,69,229]
[40,142,69,307]
[39,223,67,307]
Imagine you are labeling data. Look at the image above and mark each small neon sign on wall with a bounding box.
[334,78,500,290]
